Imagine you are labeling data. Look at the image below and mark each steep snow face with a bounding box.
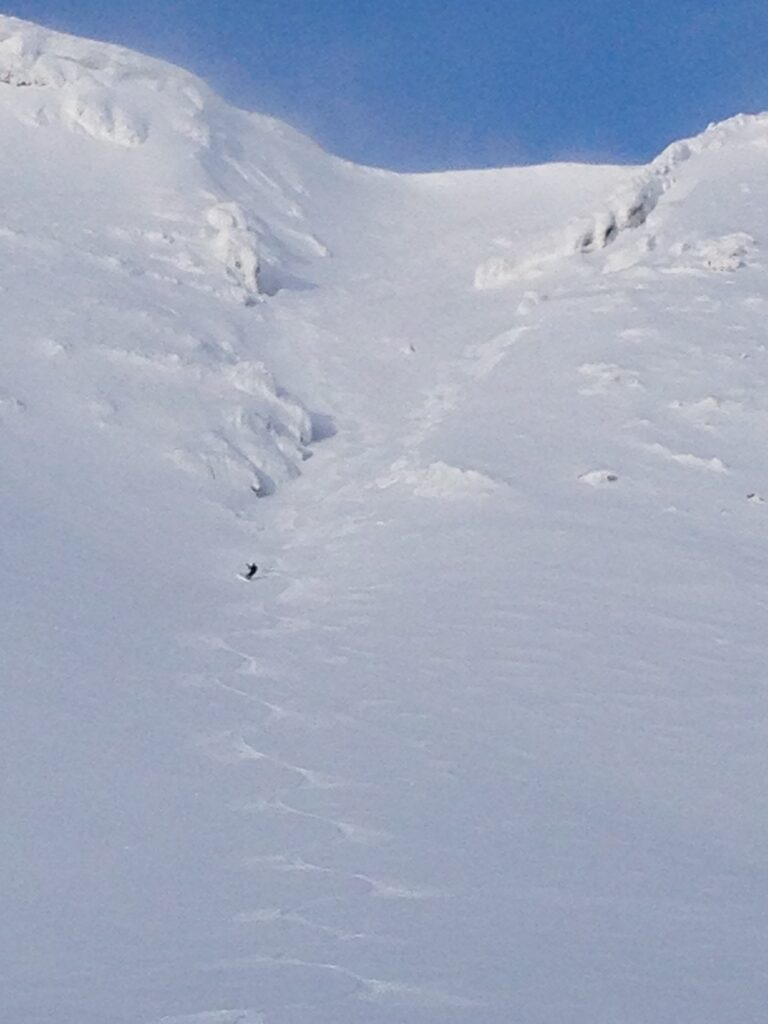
[4,14,768,1024]
[0,15,344,505]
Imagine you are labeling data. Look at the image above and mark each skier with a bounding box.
[242,562,258,580]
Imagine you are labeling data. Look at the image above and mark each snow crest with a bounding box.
[475,112,768,287]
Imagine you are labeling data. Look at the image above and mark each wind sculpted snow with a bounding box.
[2,14,768,1024]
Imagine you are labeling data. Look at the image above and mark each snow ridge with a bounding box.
[572,113,768,255]
[476,111,768,288]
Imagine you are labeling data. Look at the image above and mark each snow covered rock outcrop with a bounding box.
[206,202,261,299]
[0,14,339,304]
[0,15,343,508]
[475,112,768,288]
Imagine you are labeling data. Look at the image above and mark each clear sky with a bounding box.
[3,0,768,170]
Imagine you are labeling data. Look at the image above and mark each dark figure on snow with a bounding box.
[244,562,258,580]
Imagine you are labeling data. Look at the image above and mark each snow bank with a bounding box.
[378,459,501,499]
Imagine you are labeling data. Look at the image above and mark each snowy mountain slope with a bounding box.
[3,14,768,1024]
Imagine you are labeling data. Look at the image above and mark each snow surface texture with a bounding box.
[3,14,768,1024]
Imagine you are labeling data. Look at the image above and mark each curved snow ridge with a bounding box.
[571,112,768,255]
[475,112,768,288]
[639,442,730,474]
[568,141,691,255]
[474,147,689,288]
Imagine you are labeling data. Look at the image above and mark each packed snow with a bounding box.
[2,13,768,1024]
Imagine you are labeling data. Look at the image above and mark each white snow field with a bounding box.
[2,14,768,1024]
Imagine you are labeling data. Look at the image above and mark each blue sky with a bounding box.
[4,0,768,170]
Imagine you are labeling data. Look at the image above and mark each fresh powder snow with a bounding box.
[2,14,768,1024]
